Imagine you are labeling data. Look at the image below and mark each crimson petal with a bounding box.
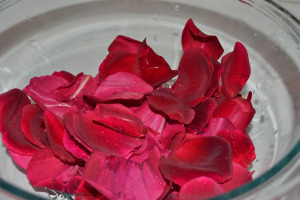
[159,134,232,186]
[26,148,79,193]
[173,48,214,107]
[0,89,39,155]
[8,150,33,170]
[213,97,256,131]
[182,18,224,60]
[221,162,253,192]
[204,117,236,136]
[83,147,165,200]
[179,177,224,200]
[108,35,141,53]
[44,110,77,163]
[137,39,177,87]
[52,71,76,83]
[217,129,256,168]
[95,72,153,101]
[161,122,185,150]
[221,42,251,98]
[146,88,195,124]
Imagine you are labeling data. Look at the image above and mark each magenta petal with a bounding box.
[52,71,76,83]
[213,97,256,131]
[146,88,195,124]
[72,108,141,157]
[83,147,165,200]
[0,89,39,155]
[173,48,214,107]
[182,18,224,60]
[26,148,79,193]
[159,134,232,186]
[95,72,153,101]
[217,129,256,168]
[134,101,166,133]
[44,110,77,163]
[137,39,176,87]
[161,122,185,150]
[221,162,253,192]
[94,104,148,138]
[221,42,251,98]
[23,75,72,118]
[21,104,47,148]
[108,35,141,53]
[179,177,224,200]
[8,150,33,170]
[185,98,217,134]
[204,117,236,136]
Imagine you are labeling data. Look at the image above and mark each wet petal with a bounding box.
[146,88,195,124]
[221,42,251,98]
[179,177,224,200]
[173,48,214,107]
[161,122,185,150]
[217,129,256,168]
[204,117,236,136]
[182,18,224,60]
[0,89,39,155]
[159,134,232,186]
[213,97,256,131]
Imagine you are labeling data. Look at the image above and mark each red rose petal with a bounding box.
[44,110,77,163]
[179,177,224,200]
[26,148,79,193]
[161,122,185,150]
[108,35,141,53]
[182,18,224,60]
[213,97,256,131]
[8,150,33,170]
[221,42,251,98]
[134,101,166,133]
[0,89,39,155]
[95,71,153,101]
[72,108,141,157]
[137,39,176,87]
[21,104,48,148]
[52,71,76,83]
[23,75,72,118]
[83,147,165,200]
[185,98,217,134]
[220,162,253,192]
[217,129,256,168]
[204,117,236,136]
[173,48,214,107]
[146,88,195,124]
[93,104,148,138]
[165,192,180,200]
[159,134,232,186]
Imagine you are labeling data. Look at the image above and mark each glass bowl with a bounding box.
[0,0,300,199]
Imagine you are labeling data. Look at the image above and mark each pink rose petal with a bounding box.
[8,150,33,170]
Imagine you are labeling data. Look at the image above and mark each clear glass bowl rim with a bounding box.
[0,0,299,199]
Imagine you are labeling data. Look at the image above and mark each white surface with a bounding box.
[279,1,300,19]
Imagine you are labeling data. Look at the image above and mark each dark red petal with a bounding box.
[93,104,148,138]
[213,97,256,131]
[95,72,153,101]
[217,129,256,168]
[52,71,76,83]
[44,110,77,163]
[134,101,166,133]
[83,147,165,200]
[0,89,39,155]
[159,134,232,186]
[108,35,141,53]
[55,73,97,102]
[179,177,224,200]
[161,122,185,150]
[98,50,139,82]
[8,150,33,170]
[165,192,180,200]
[72,108,141,157]
[21,104,47,148]
[146,88,195,124]
[182,18,224,60]
[173,48,214,107]
[137,39,176,87]
[204,117,236,136]
[72,176,105,200]
[26,148,79,193]
[203,59,224,101]
[221,42,251,98]
[185,98,217,134]
[221,162,253,192]
[23,75,72,118]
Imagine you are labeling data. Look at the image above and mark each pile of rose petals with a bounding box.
[0,18,256,200]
